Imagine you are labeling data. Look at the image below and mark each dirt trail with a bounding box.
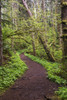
[0,54,59,100]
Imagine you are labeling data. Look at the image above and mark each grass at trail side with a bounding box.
[0,53,28,94]
[25,53,66,85]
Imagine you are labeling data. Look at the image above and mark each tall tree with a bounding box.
[0,0,3,65]
[61,0,67,74]
[22,0,36,56]
[22,0,32,17]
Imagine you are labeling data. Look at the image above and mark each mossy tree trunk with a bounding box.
[22,0,36,56]
[61,0,67,74]
[32,33,36,56]
[0,0,3,66]
[39,36,55,62]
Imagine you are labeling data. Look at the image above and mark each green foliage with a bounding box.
[62,2,67,5]
[2,25,15,54]
[17,49,28,54]
[16,16,62,61]
[36,49,47,59]
[35,45,48,59]
[56,87,67,100]
[14,39,29,51]
[54,50,62,61]
[0,53,28,94]
[25,53,67,85]
[17,45,33,54]
[2,25,15,40]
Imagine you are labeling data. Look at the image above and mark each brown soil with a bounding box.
[0,54,60,100]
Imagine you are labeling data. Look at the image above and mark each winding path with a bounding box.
[0,54,59,100]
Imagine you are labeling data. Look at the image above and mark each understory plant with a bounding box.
[0,53,28,94]
[25,53,67,100]
[55,87,67,100]
[25,53,67,85]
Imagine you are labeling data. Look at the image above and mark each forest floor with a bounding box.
[0,53,60,100]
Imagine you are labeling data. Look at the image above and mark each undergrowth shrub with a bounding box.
[2,25,15,54]
[25,53,67,100]
[17,49,28,54]
[25,53,67,85]
[0,53,28,94]
[14,40,29,51]
[35,48,48,59]
[54,50,62,61]
[56,87,67,100]
[17,45,33,54]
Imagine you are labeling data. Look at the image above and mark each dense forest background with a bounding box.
[0,0,63,61]
[0,0,67,99]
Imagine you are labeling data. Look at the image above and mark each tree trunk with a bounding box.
[22,0,32,17]
[11,37,14,51]
[22,0,36,56]
[61,0,67,70]
[39,36,55,62]
[41,0,45,12]
[0,0,3,65]
[32,33,36,56]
